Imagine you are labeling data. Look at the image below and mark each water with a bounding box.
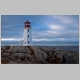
[1,41,79,51]
[41,46,79,51]
[1,45,79,51]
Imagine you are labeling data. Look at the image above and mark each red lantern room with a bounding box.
[24,20,31,28]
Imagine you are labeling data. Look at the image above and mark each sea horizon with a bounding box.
[1,44,79,46]
[1,43,79,51]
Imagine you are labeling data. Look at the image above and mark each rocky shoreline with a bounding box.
[1,46,79,64]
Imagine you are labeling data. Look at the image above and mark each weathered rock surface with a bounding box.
[29,46,45,62]
[5,46,10,49]
[1,46,79,64]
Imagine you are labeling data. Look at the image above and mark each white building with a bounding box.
[20,20,32,46]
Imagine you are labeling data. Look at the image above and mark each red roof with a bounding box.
[25,20,31,24]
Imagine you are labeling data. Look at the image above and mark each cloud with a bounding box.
[32,38,79,42]
[1,38,22,41]
[1,15,79,45]
[52,15,77,24]
[48,24,64,30]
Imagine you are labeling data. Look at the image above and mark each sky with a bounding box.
[1,15,79,46]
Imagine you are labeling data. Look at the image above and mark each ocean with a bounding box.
[1,45,79,51]
[41,46,79,51]
[1,41,79,51]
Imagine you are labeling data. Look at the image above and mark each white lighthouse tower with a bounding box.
[21,20,32,46]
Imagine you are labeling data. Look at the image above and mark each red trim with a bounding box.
[25,20,31,24]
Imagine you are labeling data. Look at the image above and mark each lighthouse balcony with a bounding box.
[25,25,30,27]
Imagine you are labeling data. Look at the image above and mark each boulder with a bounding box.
[1,46,79,64]
[56,53,63,63]
[67,52,72,57]
[41,51,48,61]
[10,46,14,49]
[24,54,34,61]
[13,53,25,58]
[49,49,56,57]
[29,46,45,62]
[1,47,4,50]
[62,52,74,63]
[9,55,17,60]
[13,46,27,53]
[40,47,50,53]
[1,50,4,53]
[48,51,63,64]
[5,46,10,49]
[2,53,11,56]
[12,46,32,53]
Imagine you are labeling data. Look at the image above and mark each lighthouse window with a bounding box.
[28,29,29,32]
[28,41,29,44]
[28,35,29,37]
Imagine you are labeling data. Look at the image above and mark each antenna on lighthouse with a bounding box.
[20,20,32,46]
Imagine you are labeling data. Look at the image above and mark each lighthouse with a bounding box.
[21,20,32,46]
